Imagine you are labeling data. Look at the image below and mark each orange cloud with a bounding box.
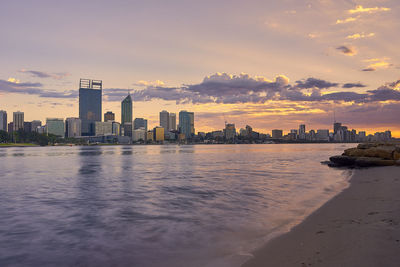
[336,17,358,24]
[346,32,375,40]
[7,77,20,83]
[348,5,390,14]
[362,58,392,71]
[133,80,165,87]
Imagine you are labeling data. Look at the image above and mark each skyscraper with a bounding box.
[134,118,147,131]
[299,124,306,140]
[31,120,42,132]
[13,111,24,131]
[0,110,7,131]
[121,94,133,126]
[65,118,81,138]
[225,123,236,140]
[272,129,283,139]
[159,110,169,130]
[179,111,194,139]
[79,79,102,136]
[24,122,32,132]
[104,111,115,122]
[169,113,176,131]
[46,118,65,137]
[333,122,342,135]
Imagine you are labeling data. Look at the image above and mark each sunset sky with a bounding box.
[1,0,399,136]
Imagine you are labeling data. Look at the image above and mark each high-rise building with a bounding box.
[13,111,24,131]
[299,124,306,139]
[134,118,148,131]
[245,125,253,137]
[159,110,169,130]
[122,122,133,137]
[24,122,32,132]
[225,123,236,140]
[333,122,342,135]
[121,94,133,126]
[46,118,65,137]
[272,129,283,139]
[179,111,194,139]
[31,120,42,132]
[65,118,82,138]
[94,121,113,136]
[36,126,46,134]
[146,131,154,141]
[153,126,165,142]
[0,110,7,131]
[112,122,120,136]
[8,122,13,133]
[79,79,102,136]
[132,128,146,142]
[104,111,115,122]
[169,113,176,131]
[316,129,330,141]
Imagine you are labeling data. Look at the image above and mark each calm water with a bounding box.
[0,144,353,267]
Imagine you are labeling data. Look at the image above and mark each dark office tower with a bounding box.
[0,110,7,131]
[13,111,24,131]
[333,122,342,135]
[79,79,102,136]
[104,111,115,122]
[24,122,32,132]
[121,94,133,126]
[31,120,42,132]
[159,110,169,130]
[179,111,194,139]
[134,118,148,131]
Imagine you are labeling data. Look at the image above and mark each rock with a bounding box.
[329,155,356,166]
[343,146,395,159]
[354,157,395,167]
[343,148,367,157]
[365,146,395,159]
[357,143,376,149]
[329,142,400,168]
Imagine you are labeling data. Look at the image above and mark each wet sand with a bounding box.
[242,166,400,267]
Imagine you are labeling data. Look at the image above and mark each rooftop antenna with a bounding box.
[223,113,227,127]
[333,102,336,123]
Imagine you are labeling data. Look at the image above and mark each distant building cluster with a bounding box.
[0,79,394,144]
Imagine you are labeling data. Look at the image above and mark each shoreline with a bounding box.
[0,142,361,148]
[242,166,400,267]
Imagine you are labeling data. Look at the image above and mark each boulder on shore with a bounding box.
[328,142,400,168]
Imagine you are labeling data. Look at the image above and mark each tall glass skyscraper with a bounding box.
[79,79,102,136]
[179,111,194,138]
[0,110,7,131]
[13,111,24,131]
[121,94,133,126]
[133,118,147,131]
[159,110,169,130]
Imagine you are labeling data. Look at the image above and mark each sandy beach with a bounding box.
[242,166,400,267]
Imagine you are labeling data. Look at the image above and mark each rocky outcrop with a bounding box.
[328,142,400,168]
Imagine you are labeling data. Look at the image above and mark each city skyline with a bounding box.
[0,1,399,136]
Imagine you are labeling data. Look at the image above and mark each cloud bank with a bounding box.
[1,73,400,106]
[19,69,71,80]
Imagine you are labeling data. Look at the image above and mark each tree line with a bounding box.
[0,130,85,146]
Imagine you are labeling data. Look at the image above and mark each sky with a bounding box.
[0,0,399,136]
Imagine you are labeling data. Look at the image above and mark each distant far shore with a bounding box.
[242,166,400,267]
[0,141,364,148]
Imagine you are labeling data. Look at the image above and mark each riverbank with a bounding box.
[242,166,400,267]
[0,143,38,147]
